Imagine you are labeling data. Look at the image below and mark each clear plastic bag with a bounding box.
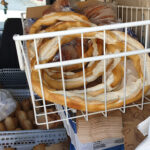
[0,89,17,121]
[24,18,37,34]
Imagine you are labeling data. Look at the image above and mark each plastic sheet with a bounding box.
[0,89,16,121]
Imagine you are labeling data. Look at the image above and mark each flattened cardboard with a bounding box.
[26,5,51,19]
[122,105,150,150]
[77,111,123,144]
[77,105,150,150]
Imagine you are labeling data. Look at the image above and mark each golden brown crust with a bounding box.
[27,21,91,62]
[27,110,35,123]
[13,117,19,128]
[21,120,33,130]
[29,12,91,34]
[45,39,103,80]
[111,64,124,88]
[4,117,17,131]
[16,110,28,122]
[32,77,150,112]
[15,128,21,131]
[31,34,150,112]
[42,59,113,90]
[16,102,21,111]
[21,99,32,112]
[0,122,6,131]
[33,144,46,150]
[4,148,16,150]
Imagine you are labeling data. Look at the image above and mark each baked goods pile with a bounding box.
[71,0,117,25]
[0,98,62,131]
[32,142,68,150]
[27,2,150,112]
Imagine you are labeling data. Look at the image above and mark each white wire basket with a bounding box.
[13,4,150,133]
[0,88,67,150]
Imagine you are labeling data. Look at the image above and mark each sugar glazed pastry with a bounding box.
[27,11,150,112]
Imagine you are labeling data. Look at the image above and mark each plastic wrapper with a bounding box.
[53,39,90,62]
[70,0,117,25]
[0,89,17,121]
[43,0,71,15]
[24,18,36,34]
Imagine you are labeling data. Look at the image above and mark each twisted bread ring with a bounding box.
[28,12,150,112]
[27,21,91,61]
[29,12,93,34]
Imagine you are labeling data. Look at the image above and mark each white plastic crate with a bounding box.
[0,89,67,150]
[0,129,67,150]
[13,4,150,150]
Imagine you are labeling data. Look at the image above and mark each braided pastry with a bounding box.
[28,12,150,112]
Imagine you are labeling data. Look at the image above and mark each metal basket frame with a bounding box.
[13,5,150,131]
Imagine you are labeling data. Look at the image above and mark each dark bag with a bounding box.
[0,18,23,68]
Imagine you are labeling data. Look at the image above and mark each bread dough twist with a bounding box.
[27,12,150,112]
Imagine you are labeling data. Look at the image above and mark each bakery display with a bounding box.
[4,148,15,150]
[4,117,17,131]
[0,98,63,131]
[33,142,69,150]
[0,122,6,131]
[27,9,150,112]
[33,144,46,150]
[21,99,32,111]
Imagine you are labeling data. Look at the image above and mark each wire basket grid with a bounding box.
[13,5,150,129]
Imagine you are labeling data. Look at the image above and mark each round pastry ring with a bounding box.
[31,31,150,112]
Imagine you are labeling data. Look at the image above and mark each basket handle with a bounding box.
[13,35,25,70]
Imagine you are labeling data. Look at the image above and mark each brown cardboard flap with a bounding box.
[26,5,51,19]
[122,106,150,150]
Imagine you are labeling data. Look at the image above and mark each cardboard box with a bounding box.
[66,111,124,150]
[26,5,51,19]
[77,111,123,144]
[122,105,150,150]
